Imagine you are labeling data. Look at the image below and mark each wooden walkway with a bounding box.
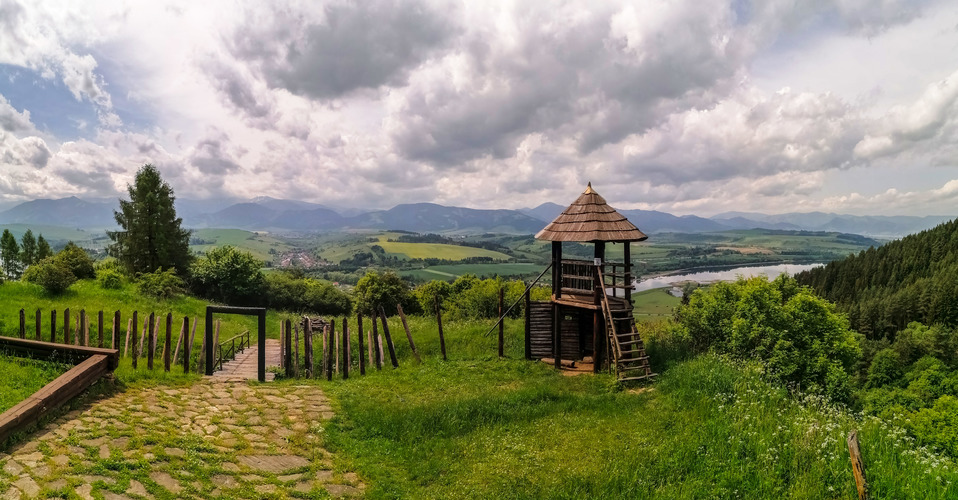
[210,338,281,382]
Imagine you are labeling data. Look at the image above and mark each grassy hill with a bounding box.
[189,228,296,262]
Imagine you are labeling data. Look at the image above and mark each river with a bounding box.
[633,262,824,292]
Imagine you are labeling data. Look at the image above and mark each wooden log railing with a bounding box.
[214,330,250,372]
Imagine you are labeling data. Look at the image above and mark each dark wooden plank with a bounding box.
[147,312,155,371]
[18,309,24,339]
[372,314,382,370]
[164,313,172,372]
[285,319,293,378]
[98,311,104,348]
[35,308,41,341]
[50,309,56,344]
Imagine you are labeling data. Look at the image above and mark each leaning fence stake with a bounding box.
[847,430,869,500]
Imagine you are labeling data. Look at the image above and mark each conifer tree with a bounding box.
[0,229,20,279]
[20,229,37,267]
[36,234,52,261]
[108,164,192,276]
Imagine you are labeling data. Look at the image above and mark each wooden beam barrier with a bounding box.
[0,353,114,444]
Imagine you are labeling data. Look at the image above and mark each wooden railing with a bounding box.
[214,330,250,372]
[560,259,633,299]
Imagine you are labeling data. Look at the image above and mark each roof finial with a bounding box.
[584,182,594,194]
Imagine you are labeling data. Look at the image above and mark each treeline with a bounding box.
[0,229,54,280]
[795,218,958,338]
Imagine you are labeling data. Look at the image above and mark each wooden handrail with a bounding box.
[483,263,553,338]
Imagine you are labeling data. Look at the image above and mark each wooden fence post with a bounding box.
[98,311,104,348]
[147,312,155,371]
[285,319,293,378]
[848,430,870,500]
[371,314,382,370]
[319,319,326,376]
[357,313,366,376]
[124,318,132,357]
[379,306,399,368]
[326,322,334,381]
[342,317,349,380]
[64,308,70,345]
[79,309,86,346]
[524,289,532,360]
[396,304,421,363]
[279,321,285,371]
[18,309,24,339]
[173,316,186,366]
[154,315,161,357]
[164,313,172,372]
[294,323,301,377]
[35,308,41,341]
[50,309,56,343]
[113,311,120,350]
[498,287,504,358]
[132,315,139,370]
[334,319,340,375]
[213,320,221,370]
[435,296,447,361]
[197,319,206,375]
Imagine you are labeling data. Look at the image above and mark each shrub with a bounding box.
[136,268,185,299]
[414,280,453,313]
[265,272,352,316]
[23,258,76,294]
[190,246,265,306]
[674,274,861,401]
[97,268,124,289]
[54,242,95,279]
[354,270,418,316]
[867,348,903,388]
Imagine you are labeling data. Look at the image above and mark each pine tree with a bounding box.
[108,164,192,276]
[36,234,52,261]
[20,229,37,267]
[0,229,21,279]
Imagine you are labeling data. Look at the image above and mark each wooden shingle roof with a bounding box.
[535,183,648,242]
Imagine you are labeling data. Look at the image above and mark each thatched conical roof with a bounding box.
[535,183,647,242]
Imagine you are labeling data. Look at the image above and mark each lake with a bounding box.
[633,263,824,292]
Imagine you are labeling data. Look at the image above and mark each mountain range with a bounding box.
[0,196,952,238]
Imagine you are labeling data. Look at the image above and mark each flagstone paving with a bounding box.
[0,381,361,499]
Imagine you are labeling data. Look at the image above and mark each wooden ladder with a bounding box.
[598,272,656,383]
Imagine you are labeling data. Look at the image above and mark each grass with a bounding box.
[311,316,958,499]
[189,228,295,261]
[631,288,680,323]
[0,353,71,413]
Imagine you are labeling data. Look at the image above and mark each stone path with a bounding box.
[0,381,362,499]
[211,339,282,382]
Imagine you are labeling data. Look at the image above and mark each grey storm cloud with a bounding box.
[388,2,749,167]
[190,135,242,175]
[205,60,275,119]
[233,0,456,100]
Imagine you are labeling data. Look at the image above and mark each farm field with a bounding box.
[401,262,546,281]
[189,228,295,262]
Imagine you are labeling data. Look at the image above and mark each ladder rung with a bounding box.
[619,374,658,382]
[618,355,649,362]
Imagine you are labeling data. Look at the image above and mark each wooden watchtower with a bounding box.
[525,183,656,382]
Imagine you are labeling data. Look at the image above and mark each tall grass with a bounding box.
[320,316,958,499]
[0,353,71,413]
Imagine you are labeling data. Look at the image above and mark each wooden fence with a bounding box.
[278,303,442,380]
[15,308,205,374]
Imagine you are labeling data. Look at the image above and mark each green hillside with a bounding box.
[189,228,295,262]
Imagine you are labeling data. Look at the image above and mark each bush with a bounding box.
[136,268,185,299]
[354,270,418,316]
[54,242,95,279]
[190,246,265,306]
[23,258,76,294]
[97,268,124,289]
[674,275,861,401]
[265,272,352,316]
[414,280,453,313]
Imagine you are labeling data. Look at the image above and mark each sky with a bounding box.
[1,0,958,217]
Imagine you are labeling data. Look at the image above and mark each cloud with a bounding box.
[0,0,121,127]
[0,94,34,133]
[232,0,456,100]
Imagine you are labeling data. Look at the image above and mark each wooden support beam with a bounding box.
[357,313,366,376]
[848,430,870,500]
[435,296,447,361]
